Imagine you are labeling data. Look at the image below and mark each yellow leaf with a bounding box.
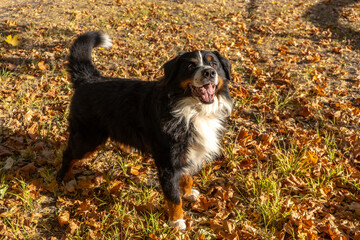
[4,35,20,46]
[38,61,47,71]
[129,165,142,175]
[306,152,318,164]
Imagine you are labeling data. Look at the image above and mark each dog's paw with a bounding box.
[183,189,200,202]
[170,219,186,231]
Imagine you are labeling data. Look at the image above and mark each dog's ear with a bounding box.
[163,56,179,81]
[213,51,232,81]
[161,52,185,85]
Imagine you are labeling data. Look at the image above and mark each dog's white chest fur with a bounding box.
[172,96,232,174]
[185,114,223,173]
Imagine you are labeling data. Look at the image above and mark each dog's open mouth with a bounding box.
[189,82,216,104]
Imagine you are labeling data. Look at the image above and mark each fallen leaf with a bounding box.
[58,211,70,227]
[4,35,20,46]
[110,180,124,195]
[128,165,142,176]
[348,202,360,216]
[223,220,236,234]
[67,220,78,234]
[3,157,14,170]
[65,179,77,192]
[17,162,37,177]
[38,61,48,71]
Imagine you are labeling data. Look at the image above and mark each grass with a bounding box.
[0,174,9,200]
[0,0,360,239]
[0,68,12,82]
[273,144,309,177]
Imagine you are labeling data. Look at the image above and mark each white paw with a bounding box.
[183,189,200,202]
[170,219,186,231]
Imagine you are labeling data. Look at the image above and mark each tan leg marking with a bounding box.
[180,173,200,202]
[166,199,183,221]
[180,173,193,196]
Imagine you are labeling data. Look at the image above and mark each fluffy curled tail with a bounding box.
[68,31,112,89]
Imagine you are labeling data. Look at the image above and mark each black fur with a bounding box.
[57,31,232,206]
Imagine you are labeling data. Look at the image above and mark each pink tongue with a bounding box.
[198,83,216,102]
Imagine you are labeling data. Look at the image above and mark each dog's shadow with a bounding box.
[0,124,66,237]
[0,123,165,237]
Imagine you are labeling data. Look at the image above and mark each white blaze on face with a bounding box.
[198,51,204,66]
[192,51,219,86]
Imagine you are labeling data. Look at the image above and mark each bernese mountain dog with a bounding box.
[57,31,233,230]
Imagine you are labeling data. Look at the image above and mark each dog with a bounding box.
[57,31,233,230]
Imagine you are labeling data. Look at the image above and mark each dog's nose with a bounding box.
[203,68,216,79]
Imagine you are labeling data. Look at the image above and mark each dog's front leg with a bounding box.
[158,168,186,230]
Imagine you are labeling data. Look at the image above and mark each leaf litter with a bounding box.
[0,0,360,239]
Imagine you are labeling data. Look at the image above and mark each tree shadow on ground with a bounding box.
[304,0,360,48]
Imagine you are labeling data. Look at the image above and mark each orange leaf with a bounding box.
[38,61,47,71]
[58,211,70,227]
[129,165,142,175]
[332,47,342,54]
[306,152,318,164]
[279,45,289,55]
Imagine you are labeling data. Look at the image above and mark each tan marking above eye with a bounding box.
[207,56,213,61]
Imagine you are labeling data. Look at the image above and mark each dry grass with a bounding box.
[0,0,360,239]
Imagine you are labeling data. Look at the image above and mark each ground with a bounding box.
[0,0,360,239]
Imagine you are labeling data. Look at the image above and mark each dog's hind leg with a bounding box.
[180,173,200,202]
[56,130,105,183]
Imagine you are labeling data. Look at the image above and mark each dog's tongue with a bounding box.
[198,83,216,103]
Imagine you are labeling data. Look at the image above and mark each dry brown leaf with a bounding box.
[110,180,124,195]
[76,176,94,189]
[17,162,37,178]
[67,220,78,235]
[58,211,70,227]
[65,180,77,192]
[348,202,360,216]
[38,61,47,71]
[223,220,236,234]
[128,165,142,176]
[0,145,12,157]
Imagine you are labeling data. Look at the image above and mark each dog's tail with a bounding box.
[68,31,112,89]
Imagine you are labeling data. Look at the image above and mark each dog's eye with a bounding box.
[210,62,217,68]
[188,63,196,71]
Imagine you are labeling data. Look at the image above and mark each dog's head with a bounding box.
[162,50,231,104]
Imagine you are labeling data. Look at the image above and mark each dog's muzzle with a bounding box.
[189,67,218,104]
